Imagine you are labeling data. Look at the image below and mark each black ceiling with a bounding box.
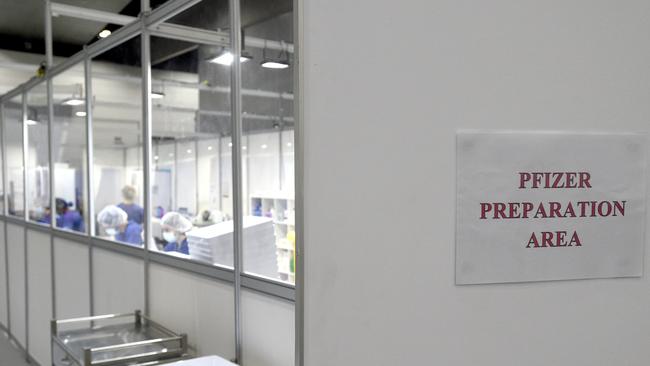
[0,0,291,73]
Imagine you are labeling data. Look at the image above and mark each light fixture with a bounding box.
[261,60,289,69]
[154,156,159,160]
[207,146,213,151]
[261,144,268,149]
[62,97,85,106]
[26,119,38,126]
[242,146,247,150]
[187,149,192,154]
[208,49,252,66]
[75,111,87,117]
[151,91,165,99]
[228,142,233,147]
[287,142,292,147]
[98,29,111,38]
[261,41,290,69]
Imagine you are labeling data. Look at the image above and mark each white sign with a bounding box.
[456,131,647,285]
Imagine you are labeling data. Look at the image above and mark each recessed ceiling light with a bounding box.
[207,146,213,151]
[75,111,87,117]
[154,156,159,160]
[228,142,233,147]
[98,29,111,38]
[261,144,268,149]
[151,91,165,99]
[26,119,38,126]
[187,149,192,154]
[242,146,247,150]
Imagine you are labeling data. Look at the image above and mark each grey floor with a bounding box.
[0,332,30,366]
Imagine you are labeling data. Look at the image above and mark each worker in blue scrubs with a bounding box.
[117,185,144,225]
[38,198,85,232]
[160,212,193,255]
[97,205,143,246]
[57,198,85,232]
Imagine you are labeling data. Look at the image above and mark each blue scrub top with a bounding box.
[164,238,189,255]
[60,210,85,232]
[118,203,144,225]
[116,222,143,246]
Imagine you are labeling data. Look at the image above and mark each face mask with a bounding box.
[105,228,118,236]
[163,231,177,243]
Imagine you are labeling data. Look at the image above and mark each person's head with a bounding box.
[55,198,68,215]
[160,212,193,243]
[97,205,128,236]
[121,185,137,204]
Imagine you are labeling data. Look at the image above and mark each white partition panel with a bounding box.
[0,223,7,327]
[149,264,235,359]
[6,223,25,348]
[54,237,90,318]
[26,230,52,366]
[302,0,650,364]
[92,248,144,315]
[241,290,294,366]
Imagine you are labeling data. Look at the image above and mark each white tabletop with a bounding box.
[166,356,237,366]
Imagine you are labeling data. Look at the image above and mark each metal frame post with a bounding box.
[21,91,29,359]
[84,54,96,317]
[0,101,10,336]
[45,0,58,324]
[229,0,244,362]
[141,6,153,316]
[293,0,304,364]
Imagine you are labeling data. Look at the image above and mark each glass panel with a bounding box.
[2,95,23,218]
[149,25,234,266]
[91,36,144,247]
[241,6,295,284]
[52,64,88,233]
[26,84,51,224]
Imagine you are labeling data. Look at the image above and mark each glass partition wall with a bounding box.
[0,0,298,362]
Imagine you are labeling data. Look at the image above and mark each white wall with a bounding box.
[54,238,90,319]
[92,248,145,315]
[149,263,236,360]
[0,223,6,328]
[302,0,650,365]
[242,290,294,366]
[6,223,26,348]
[26,230,52,366]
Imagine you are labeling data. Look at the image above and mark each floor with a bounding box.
[0,332,30,366]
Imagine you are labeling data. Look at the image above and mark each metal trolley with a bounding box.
[51,310,189,366]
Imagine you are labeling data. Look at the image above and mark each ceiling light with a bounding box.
[261,144,268,149]
[26,119,38,126]
[228,142,233,147]
[75,111,87,117]
[151,91,165,99]
[98,29,112,38]
[208,50,252,66]
[287,142,292,147]
[242,146,247,150]
[62,97,84,106]
[207,146,213,151]
[187,149,192,154]
[154,156,159,160]
[261,60,289,69]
